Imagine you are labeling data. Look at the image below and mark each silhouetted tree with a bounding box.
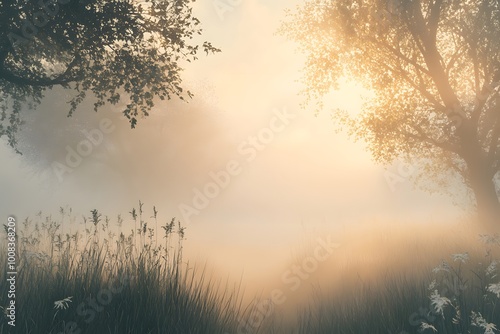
[0,0,220,152]
[281,0,500,225]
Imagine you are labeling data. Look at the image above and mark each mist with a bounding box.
[0,0,491,333]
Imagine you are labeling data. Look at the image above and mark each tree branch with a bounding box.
[380,60,445,111]
[408,122,460,154]
[488,107,500,164]
[0,55,82,87]
[404,0,465,129]
[367,36,432,76]
[427,0,443,46]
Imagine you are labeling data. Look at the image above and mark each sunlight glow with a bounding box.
[322,78,374,117]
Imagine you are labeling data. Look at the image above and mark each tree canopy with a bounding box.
[0,0,220,152]
[281,0,500,224]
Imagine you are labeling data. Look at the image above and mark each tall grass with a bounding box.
[2,207,500,334]
[0,204,244,334]
[267,222,500,334]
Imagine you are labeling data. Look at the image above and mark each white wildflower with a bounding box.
[53,296,73,310]
[452,308,461,325]
[419,322,437,333]
[486,261,499,278]
[428,279,438,290]
[429,290,451,317]
[451,252,469,264]
[432,260,451,273]
[471,311,498,334]
[488,283,500,298]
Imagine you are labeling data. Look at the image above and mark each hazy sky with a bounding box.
[1,0,466,282]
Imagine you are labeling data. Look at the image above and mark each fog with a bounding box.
[0,0,472,317]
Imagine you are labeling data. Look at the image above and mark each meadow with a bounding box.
[1,204,500,334]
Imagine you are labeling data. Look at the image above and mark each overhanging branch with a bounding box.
[0,55,82,87]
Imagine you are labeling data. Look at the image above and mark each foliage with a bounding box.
[0,0,220,153]
[280,0,500,212]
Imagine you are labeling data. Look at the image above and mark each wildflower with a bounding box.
[486,261,498,278]
[451,252,469,264]
[419,322,437,333]
[54,296,73,310]
[488,283,500,298]
[428,279,437,290]
[432,260,451,273]
[452,309,461,325]
[429,290,451,317]
[471,311,498,334]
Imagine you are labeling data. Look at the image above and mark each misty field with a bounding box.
[0,206,243,334]
[2,0,500,333]
[2,205,500,334]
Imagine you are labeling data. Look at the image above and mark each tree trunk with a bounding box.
[469,168,500,229]
[464,150,499,230]
[459,122,499,231]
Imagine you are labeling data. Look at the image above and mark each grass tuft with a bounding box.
[0,203,244,334]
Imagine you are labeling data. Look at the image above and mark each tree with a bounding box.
[0,0,220,152]
[280,0,500,226]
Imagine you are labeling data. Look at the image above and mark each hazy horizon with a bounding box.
[0,3,480,328]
